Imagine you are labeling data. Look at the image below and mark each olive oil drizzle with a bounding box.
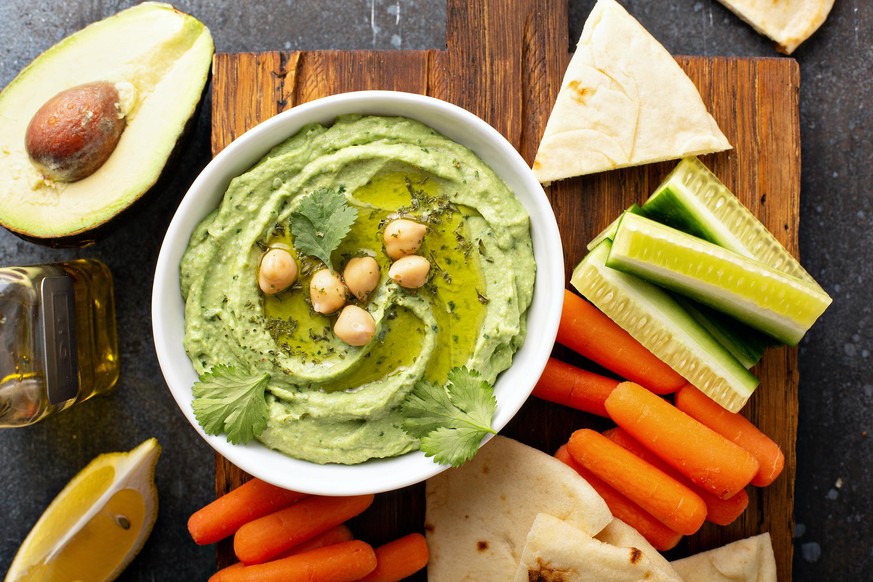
[261,170,487,391]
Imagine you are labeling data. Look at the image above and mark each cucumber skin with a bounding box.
[607,213,832,346]
[672,294,773,369]
[643,157,821,289]
[571,241,758,413]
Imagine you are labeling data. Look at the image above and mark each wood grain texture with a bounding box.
[210,1,799,578]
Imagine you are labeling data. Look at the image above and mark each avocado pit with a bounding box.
[24,81,129,182]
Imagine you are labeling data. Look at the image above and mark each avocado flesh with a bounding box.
[0,2,214,243]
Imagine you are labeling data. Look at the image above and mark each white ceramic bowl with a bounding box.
[152,91,563,495]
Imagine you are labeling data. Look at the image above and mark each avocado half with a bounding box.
[0,2,214,246]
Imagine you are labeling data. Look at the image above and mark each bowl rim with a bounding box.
[152,90,564,495]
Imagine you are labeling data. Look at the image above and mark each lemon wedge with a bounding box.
[5,438,161,582]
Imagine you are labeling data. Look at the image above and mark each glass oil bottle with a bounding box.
[0,259,119,427]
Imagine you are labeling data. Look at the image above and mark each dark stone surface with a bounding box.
[0,1,868,580]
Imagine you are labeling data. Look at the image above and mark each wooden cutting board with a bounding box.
[210,0,800,578]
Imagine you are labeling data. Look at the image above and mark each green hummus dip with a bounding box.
[180,115,535,464]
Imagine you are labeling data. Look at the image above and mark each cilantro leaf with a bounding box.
[445,367,497,428]
[289,188,358,270]
[191,365,271,445]
[421,426,492,467]
[402,379,460,436]
[401,366,497,467]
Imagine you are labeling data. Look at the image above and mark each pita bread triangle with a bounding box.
[670,532,777,582]
[424,436,612,581]
[512,514,684,582]
[533,0,731,185]
[716,0,835,54]
[595,518,681,580]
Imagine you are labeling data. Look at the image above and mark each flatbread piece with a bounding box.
[513,513,683,582]
[670,532,777,582]
[425,436,612,582]
[717,0,835,54]
[596,518,682,581]
[533,0,731,184]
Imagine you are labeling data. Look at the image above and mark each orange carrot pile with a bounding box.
[211,540,377,582]
[188,478,309,545]
[567,428,707,535]
[555,445,683,550]
[533,357,618,417]
[234,494,375,565]
[537,289,790,553]
[209,526,355,582]
[675,383,785,486]
[604,382,759,500]
[603,427,749,526]
[358,533,430,582]
[189,480,430,581]
[557,290,685,394]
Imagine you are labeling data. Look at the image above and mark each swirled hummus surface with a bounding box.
[180,115,535,464]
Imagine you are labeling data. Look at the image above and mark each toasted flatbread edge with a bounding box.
[513,514,684,582]
[717,0,836,54]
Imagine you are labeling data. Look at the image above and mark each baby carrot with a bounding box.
[357,533,429,582]
[557,290,685,394]
[567,429,707,535]
[188,478,308,545]
[234,494,375,565]
[208,525,355,582]
[555,445,683,551]
[214,540,377,582]
[603,427,749,526]
[675,383,785,487]
[532,357,618,417]
[210,563,244,582]
[605,382,759,500]
[280,524,354,556]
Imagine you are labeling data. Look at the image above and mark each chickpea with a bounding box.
[383,218,427,260]
[258,248,298,295]
[310,269,347,314]
[333,305,376,347]
[343,256,380,302]
[388,255,431,289]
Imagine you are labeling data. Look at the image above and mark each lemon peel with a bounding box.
[5,438,161,582]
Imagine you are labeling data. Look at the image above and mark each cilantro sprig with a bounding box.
[191,365,270,445]
[401,367,497,467]
[289,188,358,271]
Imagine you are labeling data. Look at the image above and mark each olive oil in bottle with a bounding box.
[0,259,119,427]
